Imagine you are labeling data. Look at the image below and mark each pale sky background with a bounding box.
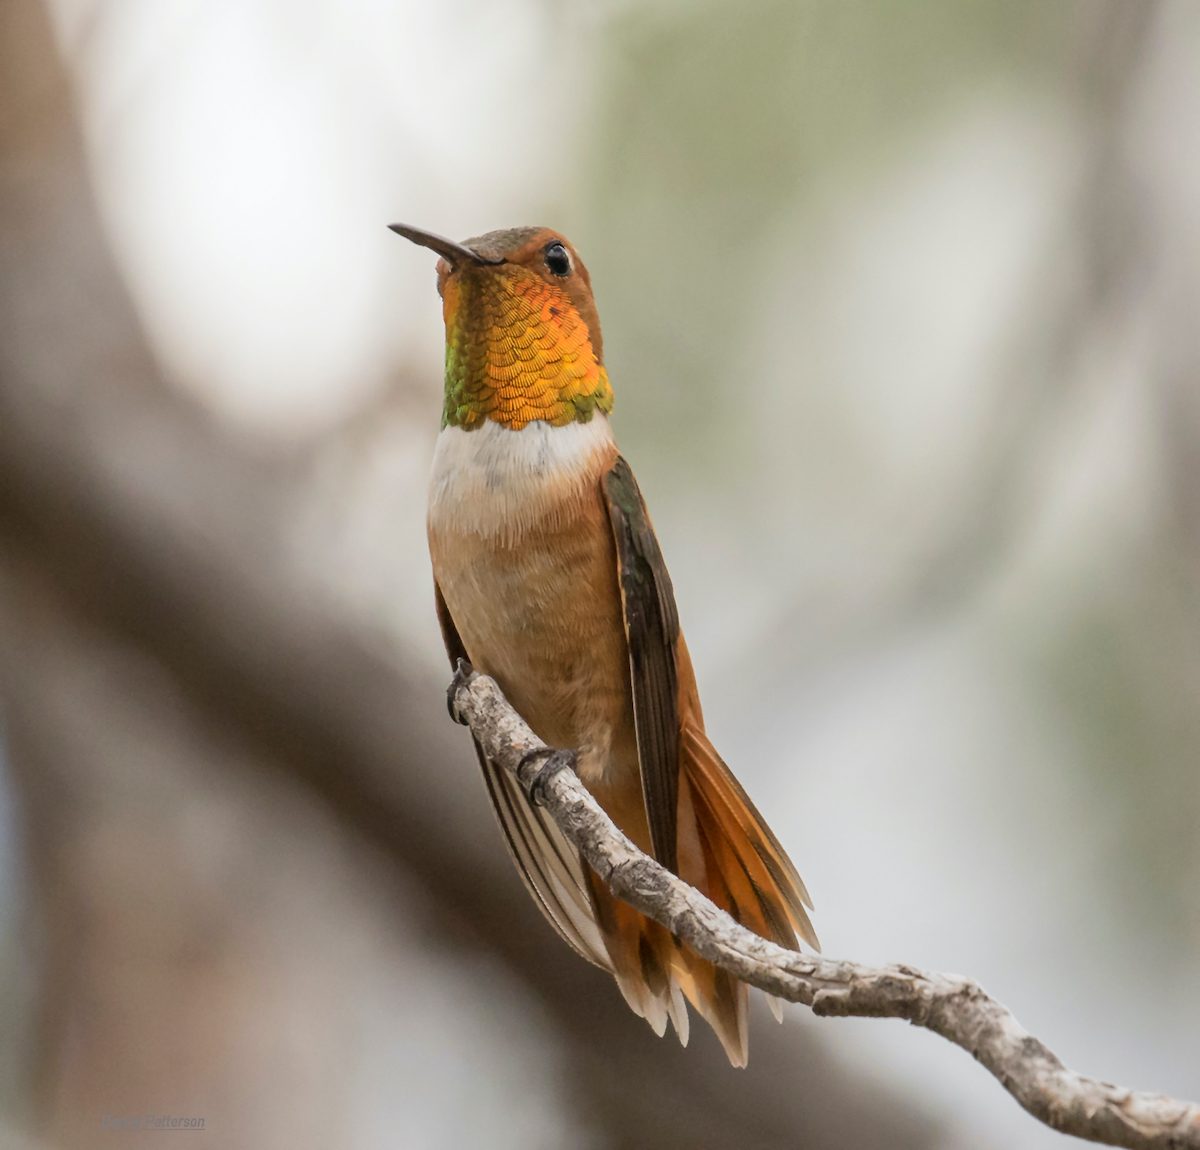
[5,2,1198,1146]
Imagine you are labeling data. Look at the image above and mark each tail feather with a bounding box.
[586,721,814,1065]
[586,870,688,1043]
[673,948,748,1066]
[670,800,752,1065]
[681,723,819,949]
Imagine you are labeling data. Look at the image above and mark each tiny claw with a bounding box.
[447,658,475,725]
[518,748,577,806]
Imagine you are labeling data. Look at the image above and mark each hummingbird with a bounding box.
[392,222,817,1066]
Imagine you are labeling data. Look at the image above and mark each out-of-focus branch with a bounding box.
[452,666,1200,1150]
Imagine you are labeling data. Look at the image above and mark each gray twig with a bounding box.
[450,666,1200,1150]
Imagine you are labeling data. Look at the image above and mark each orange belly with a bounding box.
[428,469,651,845]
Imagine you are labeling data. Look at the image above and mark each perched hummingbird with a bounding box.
[393,223,817,1066]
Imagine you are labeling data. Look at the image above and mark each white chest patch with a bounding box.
[428,416,614,543]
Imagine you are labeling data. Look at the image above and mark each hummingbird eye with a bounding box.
[544,241,572,277]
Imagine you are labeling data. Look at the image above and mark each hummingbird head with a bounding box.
[390,224,612,431]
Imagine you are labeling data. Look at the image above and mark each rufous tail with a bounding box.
[589,721,817,1066]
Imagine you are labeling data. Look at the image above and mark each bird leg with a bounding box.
[516,748,578,807]
[447,657,475,724]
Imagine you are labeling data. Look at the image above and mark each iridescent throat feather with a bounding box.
[441,262,613,431]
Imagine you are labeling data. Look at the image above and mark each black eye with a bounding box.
[544,241,572,277]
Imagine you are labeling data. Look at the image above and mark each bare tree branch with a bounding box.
[451,664,1200,1150]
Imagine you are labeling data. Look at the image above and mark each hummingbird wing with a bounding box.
[601,456,681,874]
[434,582,611,970]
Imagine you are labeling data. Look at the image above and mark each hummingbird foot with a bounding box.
[517,747,578,807]
[447,657,476,724]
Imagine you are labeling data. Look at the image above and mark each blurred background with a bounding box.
[1,0,1197,1147]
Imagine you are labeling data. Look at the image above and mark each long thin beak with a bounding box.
[387,223,501,266]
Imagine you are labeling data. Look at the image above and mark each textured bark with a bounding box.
[452,666,1200,1150]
